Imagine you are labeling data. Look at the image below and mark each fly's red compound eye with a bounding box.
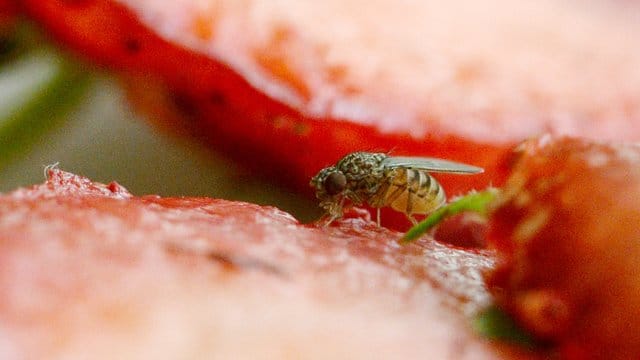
[324,172,347,195]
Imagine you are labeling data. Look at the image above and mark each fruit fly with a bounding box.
[310,152,483,226]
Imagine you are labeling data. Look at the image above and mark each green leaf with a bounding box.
[400,188,499,243]
[473,305,537,348]
[0,54,91,169]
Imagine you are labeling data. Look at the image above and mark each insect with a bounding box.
[310,152,483,226]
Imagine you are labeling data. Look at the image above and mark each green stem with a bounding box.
[400,188,499,243]
[473,305,537,348]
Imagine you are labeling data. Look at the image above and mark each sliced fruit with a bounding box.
[22,1,640,191]
[19,1,640,230]
[0,169,533,358]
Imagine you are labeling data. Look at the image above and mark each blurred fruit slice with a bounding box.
[20,0,640,204]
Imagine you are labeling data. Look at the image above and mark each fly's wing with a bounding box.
[381,156,483,174]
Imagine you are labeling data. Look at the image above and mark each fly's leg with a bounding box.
[376,208,381,227]
[322,197,346,227]
[324,214,340,227]
[406,214,418,226]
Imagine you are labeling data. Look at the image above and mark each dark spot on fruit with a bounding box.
[171,92,199,118]
[269,115,310,135]
[210,91,226,105]
[124,38,141,53]
[293,122,311,136]
[60,0,92,6]
[207,252,286,276]
[270,115,289,129]
[165,243,285,276]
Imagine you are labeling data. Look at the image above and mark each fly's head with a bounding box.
[311,152,387,221]
[310,166,348,216]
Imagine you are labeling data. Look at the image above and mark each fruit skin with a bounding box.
[0,0,15,20]
[0,0,16,34]
[487,136,640,359]
[0,169,532,358]
[19,0,509,202]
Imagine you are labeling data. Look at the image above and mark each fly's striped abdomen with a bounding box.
[369,168,446,216]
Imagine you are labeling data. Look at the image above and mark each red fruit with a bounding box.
[0,169,533,358]
[487,136,640,359]
[433,212,488,249]
[20,1,640,209]
[0,0,16,29]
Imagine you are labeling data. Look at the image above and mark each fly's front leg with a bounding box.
[324,214,340,227]
[322,197,346,227]
[376,208,381,227]
[406,214,418,226]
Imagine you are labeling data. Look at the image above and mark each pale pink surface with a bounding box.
[117,0,640,142]
[0,170,519,359]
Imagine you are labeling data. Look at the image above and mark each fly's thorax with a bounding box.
[335,152,387,201]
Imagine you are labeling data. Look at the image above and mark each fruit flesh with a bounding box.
[0,169,530,358]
